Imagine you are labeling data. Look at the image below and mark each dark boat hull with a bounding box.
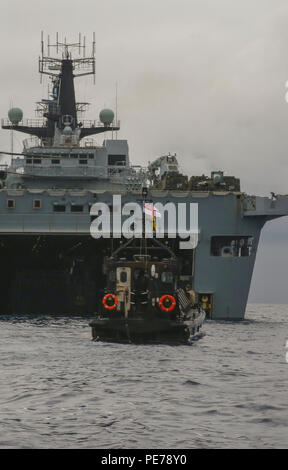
[89,311,205,344]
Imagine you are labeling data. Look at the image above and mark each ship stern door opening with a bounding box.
[116,267,131,317]
[198,293,213,319]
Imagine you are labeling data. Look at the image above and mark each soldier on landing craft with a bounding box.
[185,284,195,307]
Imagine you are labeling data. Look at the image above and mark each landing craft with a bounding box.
[89,191,205,345]
[0,33,287,319]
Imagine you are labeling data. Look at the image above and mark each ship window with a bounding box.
[71,204,84,212]
[71,154,78,158]
[7,199,15,209]
[120,271,127,283]
[33,159,42,164]
[51,159,60,164]
[88,153,94,159]
[26,159,32,164]
[211,236,253,257]
[33,199,41,209]
[79,159,87,165]
[108,155,126,166]
[161,271,173,283]
[53,204,66,212]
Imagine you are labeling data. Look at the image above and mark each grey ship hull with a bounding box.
[0,188,286,319]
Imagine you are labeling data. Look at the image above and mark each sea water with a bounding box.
[0,304,287,449]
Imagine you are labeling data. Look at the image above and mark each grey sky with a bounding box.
[0,0,288,302]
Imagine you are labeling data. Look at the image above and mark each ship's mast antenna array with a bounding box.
[39,32,96,83]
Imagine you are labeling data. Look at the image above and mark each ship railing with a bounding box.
[80,138,100,148]
[1,118,46,128]
[79,119,120,129]
[124,170,148,189]
[2,118,120,129]
[130,165,147,174]
[19,164,147,182]
[26,118,46,127]
[1,118,19,127]
[15,165,107,179]
[23,137,44,150]
[36,101,60,117]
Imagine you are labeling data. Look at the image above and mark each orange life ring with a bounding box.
[102,293,118,310]
[159,295,176,312]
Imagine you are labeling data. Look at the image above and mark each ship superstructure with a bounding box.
[0,34,288,318]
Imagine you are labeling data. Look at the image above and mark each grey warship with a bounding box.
[1,34,288,320]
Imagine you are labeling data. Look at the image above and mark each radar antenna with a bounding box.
[2,33,119,146]
[39,32,96,83]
